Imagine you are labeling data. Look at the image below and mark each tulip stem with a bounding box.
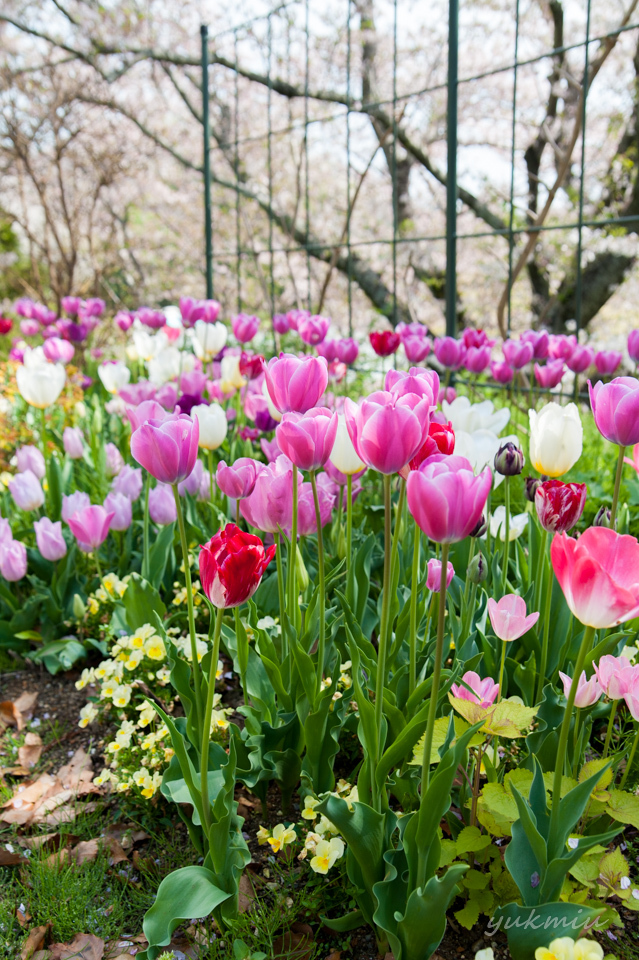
[497,640,507,704]
[142,474,151,581]
[408,520,421,698]
[463,537,476,609]
[501,476,511,595]
[373,474,393,812]
[602,699,619,759]
[619,725,639,789]
[275,532,287,660]
[172,483,202,732]
[417,541,450,887]
[40,407,49,512]
[389,478,406,592]
[288,465,299,632]
[207,450,215,510]
[548,623,595,849]
[201,605,223,834]
[346,475,353,604]
[310,471,326,701]
[610,445,626,529]
[572,708,581,778]
[94,551,103,583]
[533,526,548,615]
[535,557,554,703]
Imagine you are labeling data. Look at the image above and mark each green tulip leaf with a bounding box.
[142,865,230,959]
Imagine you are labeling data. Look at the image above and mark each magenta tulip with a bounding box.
[594,350,623,377]
[490,360,514,384]
[63,427,84,460]
[534,360,565,389]
[335,337,359,365]
[487,594,539,642]
[149,485,177,524]
[131,413,199,485]
[276,407,338,472]
[67,505,113,553]
[216,458,262,500]
[111,465,143,501]
[62,491,91,522]
[426,558,455,592]
[126,400,168,432]
[240,455,297,535]
[264,353,328,414]
[502,339,534,369]
[33,517,67,562]
[566,345,594,374]
[260,436,282,463]
[406,454,492,543]
[114,311,135,332]
[551,526,639,628]
[16,445,45,480]
[272,313,290,335]
[593,655,633,698]
[316,339,339,362]
[103,491,132,531]
[62,296,83,316]
[232,314,260,343]
[589,376,639,447]
[385,367,440,405]
[433,336,465,369]
[298,314,330,346]
[462,328,495,350]
[43,337,75,364]
[464,346,491,374]
[0,540,27,581]
[521,329,549,359]
[403,335,431,363]
[628,330,639,363]
[548,334,576,363]
[558,670,602,708]
[451,671,499,708]
[344,390,431,475]
[9,470,44,511]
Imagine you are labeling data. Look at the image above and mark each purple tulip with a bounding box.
[67,505,113,552]
[502,339,534,369]
[9,470,44,511]
[404,335,431,363]
[232,314,260,343]
[594,350,623,377]
[298,314,330,346]
[34,517,67,562]
[628,329,639,363]
[216,458,262,499]
[272,313,290,335]
[335,337,359,365]
[490,360,514,384]
[137,307,165,329]
[16,445,45,479]
[62,491,91,522]
[521,329,549,360]
[111,465,143,502]
[566,345,594,374]
[316,339,339,362]
[548,334,576,363]
[114,311,135,332]
[63,427,84,460]
[103,491,132,531]
[433,336,465,370]
[43,337,75,364]
[131,413,199,485]
[0,540,27,581]
[589,376,639,447]
[464,346,491,374]
[179,370,207,397]
[534,360,565,389]
[62,296,83,316]
[104,443,124,477]
[149,484,177,524]
[156,382,179,411]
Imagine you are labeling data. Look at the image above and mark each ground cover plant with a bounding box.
[1,301,639,959]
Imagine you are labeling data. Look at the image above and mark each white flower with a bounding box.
[192,403,228,450]
[529,402,582,477]
[453,429,520,489]
[78,703,98,728]
[131,324,168,362]
[16,347,66,408]
[192,320,227,360]
[148,346,188,385]
[329,414,365,476]
[220,354,247,391]
[488,506,528,542]
[262,378,282,423]
[621,875,631,889]
[475,950,495,960]
[98,361,131,394]
[442,396,510,436]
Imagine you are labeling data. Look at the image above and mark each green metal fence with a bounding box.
[198,0,639,340]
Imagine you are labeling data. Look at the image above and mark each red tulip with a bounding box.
[369,330,400,357]
[0,317,13,335]
[551,526,639,628]
[399,420,455,479]
[534,479,586,534]
[199,523,276,608]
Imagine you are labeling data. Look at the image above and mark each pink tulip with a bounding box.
[434,336,465,370]
[63,427,84,460]
[240,455,297,535]
[9,470,44,511]
[297,474,336,535]
[404,335,431,363]
[33,517,67,562]
[502,339,534,369]
[130,413,199,485]
[287,309,309,331]
[534,360,565,389]
[438,386,457,405]
[83,297,105,318]
[487,594,539,642]
[149,485,177,524]
[232,314,260,343]
[20,319,40,338]
[43,337,75,364]
[521,329,549,359]
[114,311,135,332]
[298,314,330,346]
[336,338,359,365]
[316,339,338,362]
[566,345,594,374]
[558,670,602,709]
[407,455,492,543]
[0,539,27,581]
[126,400,168,432]
[0,518,11,544]
[551,526,639,628]
[103,491,132,531]
[490,360,514,384]
[426,558,455,591]
[451,670,499,709]
[628,330,639,363]
[623,671,639,721]
[589,376,639,447]
[464,346,491,374]
[548,334,576,363]
[104,443,124,477]
[67,505,113,553]
[216,458,262,500]
[111,465,143,501]
[272,313,290,335]
[177,459,204,497]
[179,370,207,396]
[62,491,91,522]
[462,328,495,350]
[397,322,427,342]
[344,390,431,475]
[62,296,83,316]
[15,446,45,480]
[275,407,339,472]
[119,381,157,405]
[594,350,623,377]
[260,436,282,463]
[593,655,633,698]
[624,445,639,477]
[385,367,440,405]
[264,353,328,414]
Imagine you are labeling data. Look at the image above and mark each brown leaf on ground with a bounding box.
[324,952,342,960]
[16,907,32,927]
[19,733,43,769]
[19,832,65,852]
[104,837,129,864]
[14,691,39,725]
[44,846,70,871]
[272,923,314,960]
[0,848,26,865]
[48,933,105,960]
[20,923,51,960]
[238,872,256,913]
[0,765,31,777]
[1,691,38,732]
[0,749,102,827]
[73,839,100,865]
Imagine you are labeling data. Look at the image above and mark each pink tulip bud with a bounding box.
[335,337,359,365]
[67,505,114,552]
[403,335,431,363]
[593,655,633,698]
[490,360,514,384]
[548,334,576,363]
[114,311,135,332]
[130,413,199,485]
[385,367,440,405]
[61,296,83,316]
[20,319,40,338]
[16,445,46,479]
[149,484,177,524]
[111,465,143,502]
[62,491,91,522]
[344,390,431,475]
[216,458,262,500]
[63,427,84,460]
[33,517,67,562]
[316,338,339,362]
[264,353,328,414]
[502,339,534,369]
[232,313,260,343]
[272,313,290,334]
[487,594,539,642]
[534,360,565,389]
[103,491,132,531]
[594,350,623,377]
[464,346,491,374]
[462,328,495,350]
[276,407,338,473]
[407,455,492,543]
[426,558,455,591]
[434,336,465,369]
[43,337,75,364]
[589,376,639,448]
[566,345,594,374]
[0,539,27,581]
[558,670,602,708]
[451,670,499,708]
[9,470,44,511]
[521,329,549,359]
[298,314,330,346]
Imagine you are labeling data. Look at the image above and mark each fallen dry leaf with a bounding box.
[0,848,26,865]
[0,749,102,827]
[14,691,39,724]
[73,839,100,865]
[272,922,314,960]
[16,906,32,927]
[48,933,105,960]
[43,846,70,871]
[19,832,64,852]
[105,837,129,865]
[20,923,51,960]
[19,733,43,769]
[238,873,256,913]
[324,952,342,960]
[0,765,31,778]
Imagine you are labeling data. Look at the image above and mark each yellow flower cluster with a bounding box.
[85,572,130,617]
[95,715,171,798]
[535,937,604,960]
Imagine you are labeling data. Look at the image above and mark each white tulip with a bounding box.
[529,402,582,477]
[262,379,282,423]
[192,320,227,360]
[148,348,194,385]
[220,354,247,391]
[98,361,131,394]
[16,347,66,408]
[454,429,520,488]
[131,323,168,362]
[192,403,228,450]
[488,506,528,542]
[442,396,511,436]
[329,415,365,476]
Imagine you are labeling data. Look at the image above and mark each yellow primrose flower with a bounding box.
[320,677,332,692]
[93,771,111,786]
[129,624,156,649]
[137,703,157,727]
[116,781,131,793]
[344,786,358,810]
[87,597,99,615]
[132,769,149,787]
[164,747,175,762]
[574,940,604,960]
[75,668,95,690]
[316,815,339,837]
[78,703,98,728]
[145,636,166,661]
[267,823,297,853]
[95,587,109,603]
[101,680,118,699]
[310,837,344,874]
[173,587,188,605]
[335,779,351,794]
[535,939,576,960]
[216,659,224,680]
[156,667,171,684]
[256,826,271,845]
[112,685,132,708]
[107,740,124,754]
[301,796,319,820]
[125,650,144,670]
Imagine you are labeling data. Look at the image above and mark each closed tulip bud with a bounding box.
[0,540,27,581]
[104,442,124,477]
[72,593,86,619]
[149,484,177,525]
[295,545,310,592]
[426,558,455,592]
[103,491,132,531]
[199,524,276,608]
[191,403,228,451]
[592,505,611,528]
[15,445,45,479]
[494,441,524,476]
[469,514,487,539]
[529,402,583,477]
[535,479,587,534]
[9,469,44,511]
[524,476,542,502]
[33,517,67,562]
[63,427,84,460]
[328,415,366,476]
[336,523,346,560]
[67,505,114,553]
[467,552,487,584]
[131,412,199,483]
